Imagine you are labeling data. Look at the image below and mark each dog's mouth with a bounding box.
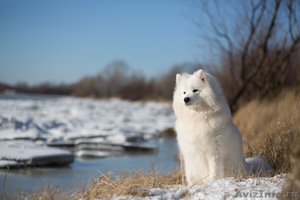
[184,97,194,106]
[185,102,192,106]
[184,99,200,107]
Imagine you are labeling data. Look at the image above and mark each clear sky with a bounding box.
[0,0,203,85]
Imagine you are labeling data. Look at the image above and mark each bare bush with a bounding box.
[119,73,152,101]
[101,60,130,97]
[192,0,300,111]
[153,63,202,100]
[72,76,96,97]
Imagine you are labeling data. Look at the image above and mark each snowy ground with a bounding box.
[113,175,288,200]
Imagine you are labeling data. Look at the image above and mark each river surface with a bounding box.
[0,137,179,194]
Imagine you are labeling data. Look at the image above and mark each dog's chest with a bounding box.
[176,118,216,148]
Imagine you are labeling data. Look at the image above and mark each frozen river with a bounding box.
[0,93,179,193]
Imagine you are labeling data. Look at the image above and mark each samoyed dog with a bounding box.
[173,69,273,185]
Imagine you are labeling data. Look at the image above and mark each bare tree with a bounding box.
[72,76,96,97]
[154,63,202,100]
[102,60,130,97]
[192,0,300,111]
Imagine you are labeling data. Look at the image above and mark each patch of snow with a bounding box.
[112,175,287,200]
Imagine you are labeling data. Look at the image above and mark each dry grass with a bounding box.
[233,88,300,173]
[280,141,300,199]
[80,163,182,199]
[2,163,182,200]
[161,127,176,138]
[1,167,9,200]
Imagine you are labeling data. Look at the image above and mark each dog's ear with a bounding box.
[195,69,208,83]
[176,74,181,85]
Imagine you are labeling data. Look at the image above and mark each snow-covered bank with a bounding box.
[113,175,287,200]
[0,94,175,166]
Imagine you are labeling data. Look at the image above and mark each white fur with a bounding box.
[173,69,273,185]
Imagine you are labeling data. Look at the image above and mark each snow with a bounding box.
[75,137,157,151]
[111,175,287,200]
[76,150,115,158]
[0,94,175,165]
[0,160,20,169]
[0,140,74,166]
[0,96,175,142]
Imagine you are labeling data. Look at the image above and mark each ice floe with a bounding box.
[0,94,175,166]
[0,160,20,169]
[0,140,74,166]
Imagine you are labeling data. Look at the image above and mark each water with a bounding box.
[0,93,178,194]
[0,137,179,194]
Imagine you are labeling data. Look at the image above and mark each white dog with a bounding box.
[173,69,273,185]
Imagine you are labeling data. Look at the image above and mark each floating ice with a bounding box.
[0,160,20,169]
[0,96,175,141]
[0,140,74,166]
[0,94,175,163]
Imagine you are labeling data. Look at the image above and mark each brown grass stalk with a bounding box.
[1,166,9,200]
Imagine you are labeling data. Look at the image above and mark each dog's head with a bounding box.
[174,69,223,112]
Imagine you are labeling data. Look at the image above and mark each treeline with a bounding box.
[0,61,201,101]
[2,53,300,105]
[72,61,202,100]
[3,82,73,95]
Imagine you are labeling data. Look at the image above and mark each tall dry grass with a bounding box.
[80,164,182,199]
[233,88,300,173]
[2,163,182,200]
[280,141,300,199]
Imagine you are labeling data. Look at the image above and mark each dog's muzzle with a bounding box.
[184,97,190,104]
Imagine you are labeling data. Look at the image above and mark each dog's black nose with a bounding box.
[184,97,190,104]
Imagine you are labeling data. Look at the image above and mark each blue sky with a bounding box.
[0,0,204,85]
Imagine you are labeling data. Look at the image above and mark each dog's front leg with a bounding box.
[208,156,225,181]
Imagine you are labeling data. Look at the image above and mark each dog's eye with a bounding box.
[183,92,186,94]
[193,89,198,93]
